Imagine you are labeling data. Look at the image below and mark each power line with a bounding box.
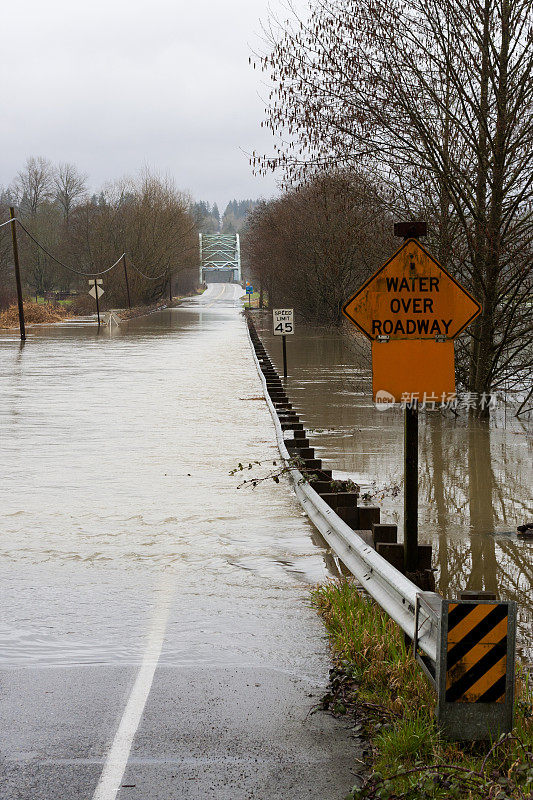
[16,219,125,277]
[3,217,175,281]
[127,260,169,281]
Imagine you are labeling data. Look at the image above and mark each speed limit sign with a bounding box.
[273,309,294,335]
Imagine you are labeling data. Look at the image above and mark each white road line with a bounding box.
[206,285,227,307]
[92,577,174,800]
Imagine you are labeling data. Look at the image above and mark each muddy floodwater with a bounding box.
[254,313,533,665]
[0,292,531,676]
[0,286,361,800]
[0,289,336,672]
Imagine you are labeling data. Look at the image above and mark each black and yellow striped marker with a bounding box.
[445,602,508,703]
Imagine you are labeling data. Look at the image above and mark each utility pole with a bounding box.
[123,254,131,309]
[9,207,26,341]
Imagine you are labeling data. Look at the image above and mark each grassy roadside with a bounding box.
[241,290,262,308]
[311,580,533,800]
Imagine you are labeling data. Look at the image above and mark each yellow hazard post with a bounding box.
[433,598,516,740]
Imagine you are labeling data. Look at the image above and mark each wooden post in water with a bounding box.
[9,207,26,341]
[123,254,131,309]
[94,278,101,327]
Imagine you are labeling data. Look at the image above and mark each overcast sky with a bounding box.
[1,0,307,211]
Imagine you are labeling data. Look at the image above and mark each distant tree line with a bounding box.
[221,200,260,233]
[191,201,221,234]
[0,158,199,308]
[191,199,260,234]
[242,172,394,322]
[249,0,532,412]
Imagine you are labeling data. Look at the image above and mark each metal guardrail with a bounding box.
[245,315,517,739]
[246,322,439,664]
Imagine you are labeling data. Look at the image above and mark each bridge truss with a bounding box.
[199,233,241,284]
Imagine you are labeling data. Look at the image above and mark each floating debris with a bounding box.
[517,522,533,540]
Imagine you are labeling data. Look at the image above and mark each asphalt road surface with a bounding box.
[0,285,361,800]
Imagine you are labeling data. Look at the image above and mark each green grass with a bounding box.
[33,295,74,307]
[373,714,435,764]
[311,579,533,799]
[241,290,265,308]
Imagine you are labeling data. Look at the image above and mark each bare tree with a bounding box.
[54,162,88,226]
[255,0,533,414]
[12,156,54,217]
[2,159,200,306]
[242,171,394,322]
[67,169,198,305]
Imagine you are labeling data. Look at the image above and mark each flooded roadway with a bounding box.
[0,284,358,800]
[254,314,533,665]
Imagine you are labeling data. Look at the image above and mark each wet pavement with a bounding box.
[0,284,360,799]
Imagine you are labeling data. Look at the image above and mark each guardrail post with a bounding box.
[435,598,516,740]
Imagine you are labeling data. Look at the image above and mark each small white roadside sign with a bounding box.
[88,284,104,299]
[273,308,294,336]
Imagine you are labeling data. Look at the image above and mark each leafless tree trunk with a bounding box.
[54,163,88,226]
[12,156,54,217]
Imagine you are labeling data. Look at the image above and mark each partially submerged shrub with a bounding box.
[0,301,70,328]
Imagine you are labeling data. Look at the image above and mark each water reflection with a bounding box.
[0,297,331,666]
[255,314,532,663]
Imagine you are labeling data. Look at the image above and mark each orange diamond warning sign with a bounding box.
[342,239,481,340]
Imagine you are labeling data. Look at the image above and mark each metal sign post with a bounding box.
[399,227,422,575]
[94,279,101,326]
[404,400,418,571]
[342,223,481,577]
[88,279,104,327]
[273,309,294,381]
[245,284,254,308]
